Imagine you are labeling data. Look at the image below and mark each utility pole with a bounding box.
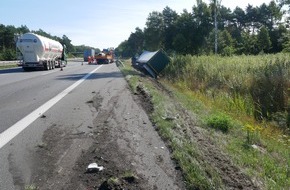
[214,0,217,54]
[213,0,222,55]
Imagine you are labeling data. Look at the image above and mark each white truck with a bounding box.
[16,33,66,71]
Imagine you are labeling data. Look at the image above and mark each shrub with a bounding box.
[164,54,290,126]
[250,59,288,120]
[221,46,235,56]
[205,113,232,133]
[1,48,16,60]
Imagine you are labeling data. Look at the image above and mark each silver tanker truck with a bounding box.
[16,33,67,71]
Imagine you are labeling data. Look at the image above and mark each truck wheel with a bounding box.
[44,62,48,70]
[49,61,52,70]
[47,61,50,70]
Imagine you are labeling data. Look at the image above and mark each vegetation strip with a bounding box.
[119,58,289,189]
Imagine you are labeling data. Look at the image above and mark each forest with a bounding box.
[116,0,290,57]
[1,1,290,59]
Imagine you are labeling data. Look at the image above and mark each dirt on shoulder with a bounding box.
[29,76,185,189]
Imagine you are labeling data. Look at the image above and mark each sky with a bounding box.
[0,0,273,49]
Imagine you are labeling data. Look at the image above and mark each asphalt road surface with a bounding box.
[0,60,184,189]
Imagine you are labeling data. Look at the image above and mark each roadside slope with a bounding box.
[119,60,259,189]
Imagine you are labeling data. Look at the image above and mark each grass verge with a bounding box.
[118,59,290,189]
[0,64,19,70]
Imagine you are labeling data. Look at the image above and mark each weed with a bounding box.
[25,184,38,190]
[164,54,290,127]
[121,171,137,183]
[107,177,120,186]
[205,112,232,133]
[242,124,263,145]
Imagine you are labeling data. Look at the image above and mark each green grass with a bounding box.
[172,85,289,189]
[164,53,290,188]
[0,64,18,70]
[164,54,290,124]
[205,112,233,133]
[119,58,290,189]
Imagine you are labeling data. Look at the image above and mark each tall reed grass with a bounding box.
[164,54,290,128]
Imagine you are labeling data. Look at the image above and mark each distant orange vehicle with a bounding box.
[95,49,114,64]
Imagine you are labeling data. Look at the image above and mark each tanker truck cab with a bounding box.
[16,33,63,71]
[55,44,68,68]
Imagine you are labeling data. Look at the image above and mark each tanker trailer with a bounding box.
[16,33,63,71]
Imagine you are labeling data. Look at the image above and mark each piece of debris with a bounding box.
[251,144,266,153]
[37,143,46,149]
[161,116,175,121]
[251,144,258,149]
[86,163,104,173]
[70,131,85,135]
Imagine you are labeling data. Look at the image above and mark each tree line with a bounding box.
[116,0,290,57]
[0,24,97,60]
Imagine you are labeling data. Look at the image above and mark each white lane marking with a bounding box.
[0,65,103,149]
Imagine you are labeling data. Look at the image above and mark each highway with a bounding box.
[0,60,183,190]
[0,60,106,134]
[0,60,122,189]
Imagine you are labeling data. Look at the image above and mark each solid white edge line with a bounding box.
[0,65,102,149]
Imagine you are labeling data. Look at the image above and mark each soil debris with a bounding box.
[135,84,154,114]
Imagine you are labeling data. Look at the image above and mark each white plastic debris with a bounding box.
[87,163,104,172]
[251,144,266,153]
[251,144,258,149]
